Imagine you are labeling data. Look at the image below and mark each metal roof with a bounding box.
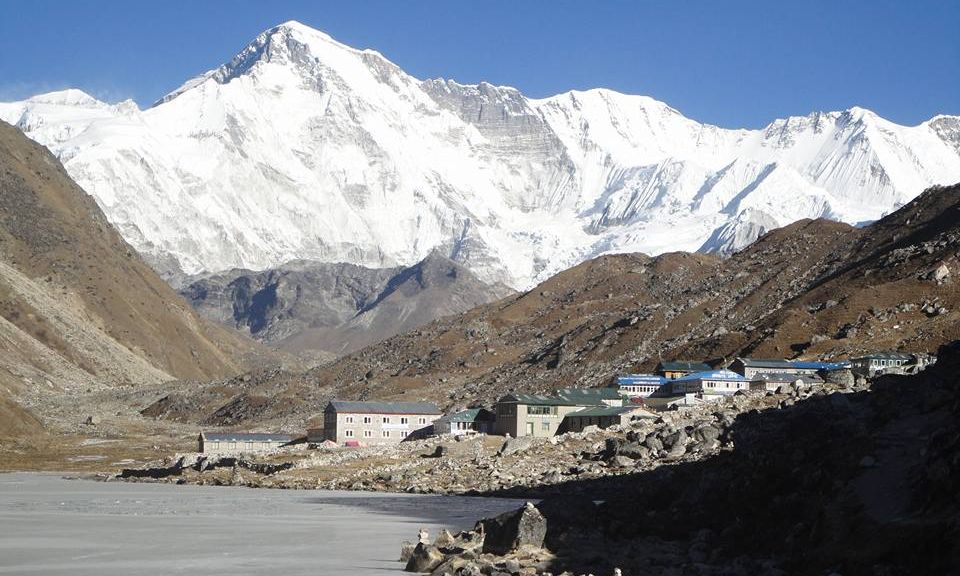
[200,432,295,443]
[437,408,495,423]
[674,369,747,383]
[734,358,798,369]
[751,372,825,384]
[556,387,622,402]
[326,400,442,415]
[791,360,850,370]
[617,374,668,386]
[854,351,914,361]
[657,361,713,372]
[566,406,637,418]
[498,393,578,406]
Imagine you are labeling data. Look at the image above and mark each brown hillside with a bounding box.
[0,121,264,382]
[145,183,960,427]
[0,120,281,442]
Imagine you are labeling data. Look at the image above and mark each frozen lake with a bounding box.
[0,473,524,575]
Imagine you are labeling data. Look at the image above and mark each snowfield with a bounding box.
[2,20,958,288]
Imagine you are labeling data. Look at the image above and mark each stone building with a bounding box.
[316,400,441,445]
[850,352,915,375]
[198,431,295,454]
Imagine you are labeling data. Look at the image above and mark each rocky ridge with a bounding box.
[180,251,513,360]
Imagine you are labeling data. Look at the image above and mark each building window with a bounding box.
[528,406,554,416]
[245,442,253,450]
[541,422,550,431]
[364,430,372,438]
[400,417,408,424]
[418,417,427,425]
[345,416,354,423]
[228,442,236,450]
[363,416,372,424]
[382,430,390,438]
[382,417,391,424]
[345,430,354,438]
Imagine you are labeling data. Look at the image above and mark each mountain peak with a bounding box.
[27,89,102,107]
[154,20,390,106]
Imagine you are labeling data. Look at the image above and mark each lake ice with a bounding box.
[0,473,523,575]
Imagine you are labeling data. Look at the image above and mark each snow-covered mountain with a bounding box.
[2,20,958,289]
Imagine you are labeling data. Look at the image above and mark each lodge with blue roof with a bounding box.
[671,369,750,396]
[616,374,670,398]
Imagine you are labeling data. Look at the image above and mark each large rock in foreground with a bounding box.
[404,543,445,573]
[479,502,547,555]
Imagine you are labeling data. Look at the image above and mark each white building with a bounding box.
[671,370,750,396]
[616,374,670,398]
[315,400,441,445]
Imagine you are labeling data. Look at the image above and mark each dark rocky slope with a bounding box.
[180,251,513,360]
[428,342,960,575]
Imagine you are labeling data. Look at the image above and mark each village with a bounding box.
[193,350,935,455]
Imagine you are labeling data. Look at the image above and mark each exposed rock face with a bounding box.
[181,251,512,358]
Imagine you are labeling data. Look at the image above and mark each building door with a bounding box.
[525,422,534,436]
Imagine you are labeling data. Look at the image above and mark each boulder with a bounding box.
[642,434,664,453]
[83,415,100,425]
[433,528,455,549]
[610,455,636,468]
[691,424,721,447]
[404,543,445,573]
[932,263,951,282]
[663,428,687,450]
[821,368,855,389]
[479,502,547,555]
[618,442,651,460]
[602,437,623,460]
[399,541,416,562]
[497,436,534,457]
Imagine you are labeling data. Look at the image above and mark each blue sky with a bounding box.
[0,0,956,128]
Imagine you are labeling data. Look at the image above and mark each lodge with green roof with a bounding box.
[433,408,496,436]
[493,387,644,438]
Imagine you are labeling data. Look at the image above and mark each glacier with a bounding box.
[1,20,958,289]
